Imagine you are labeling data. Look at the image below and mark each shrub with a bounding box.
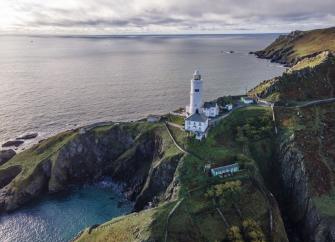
[226,226,245,242]
[242,219,266,242]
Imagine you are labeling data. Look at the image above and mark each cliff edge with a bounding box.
[253,27,335,66]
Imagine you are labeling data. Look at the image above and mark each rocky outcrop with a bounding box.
[133,153,183,211]
[253,27,335,66]
[2,140,24,148]
[0,123,183,213]
[16,133,38,140]
[0,149,16,165]
[254,31,305,66]
[0,165,21,189]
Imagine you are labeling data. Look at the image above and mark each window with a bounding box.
[194,89,199,92]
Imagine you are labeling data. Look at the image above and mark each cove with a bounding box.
[0,179,132,242]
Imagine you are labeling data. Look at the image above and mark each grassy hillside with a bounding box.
[76,106,288,242]
[254,27,335,66]
[249,51,335,103]
[0,107,289,241]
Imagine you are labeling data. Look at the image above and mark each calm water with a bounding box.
[0,180,132,242]
[0,34,285,147]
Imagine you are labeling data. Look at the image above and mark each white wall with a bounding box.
[203,105,219,118]
[189,79,203,114]
[185,120,208,133]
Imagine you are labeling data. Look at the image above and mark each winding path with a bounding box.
[164,198,185,242]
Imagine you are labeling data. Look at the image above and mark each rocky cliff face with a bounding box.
[0,149,16,166]
[276,127,335,241]
[248,49,335,241]
[273,102,335,242]
[0,123,183,213]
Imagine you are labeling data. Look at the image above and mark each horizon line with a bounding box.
[0,32,287,38]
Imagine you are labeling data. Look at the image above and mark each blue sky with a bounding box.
[0,0,334,34]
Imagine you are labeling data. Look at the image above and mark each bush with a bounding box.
[205,181,242,206]
[226,226,245,242]
[242,219,266,242]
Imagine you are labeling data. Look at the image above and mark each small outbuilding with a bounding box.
[203,101,219,118]
[224,104,233,111]
[241,97,254,104]
[211,163,240,177]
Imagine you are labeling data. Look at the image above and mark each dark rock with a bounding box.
[0,165,22,189]
[16,133,38,140]
[0,149,16,165]
[2,140,24,148]
[117,201,123,208]
[0,159,51,212]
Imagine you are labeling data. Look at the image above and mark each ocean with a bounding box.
[0,180,132,242]
[0,34,285,147]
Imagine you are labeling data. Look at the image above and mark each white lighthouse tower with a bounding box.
[186,70,203,116]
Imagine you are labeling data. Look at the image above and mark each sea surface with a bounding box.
[0,180,132,242]
[0,34,285,147]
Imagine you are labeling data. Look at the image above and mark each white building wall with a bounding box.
[185,120,208,133]
[188,71,203,115]
[203,105,219,118]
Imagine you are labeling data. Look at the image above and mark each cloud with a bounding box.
[0,0,334,34]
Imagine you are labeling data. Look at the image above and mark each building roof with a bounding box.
[185,112,208,122]
[203,101,217,109]
[211,163,239,172]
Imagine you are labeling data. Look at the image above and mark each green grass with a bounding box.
[167,106,279,240]
[289,51,329,72]
[166,114,184,126]
[313,188,335,217]
[1,130,78,179]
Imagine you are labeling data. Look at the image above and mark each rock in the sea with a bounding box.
[2,140,24,148]
[16,133,38,140]
[0,149,16,165]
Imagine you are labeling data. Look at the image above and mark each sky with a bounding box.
[0,0,334,35]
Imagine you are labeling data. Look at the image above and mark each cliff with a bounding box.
[0,122,183,213]
[249,51,335,103]
[249,49,335,241]
[253,27,335,66]
[274,102,335,241]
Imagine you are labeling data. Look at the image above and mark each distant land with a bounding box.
[252,26,335,66]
